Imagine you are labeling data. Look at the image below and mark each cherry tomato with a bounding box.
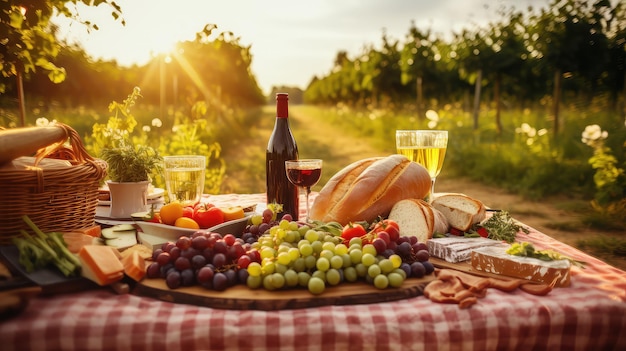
[476,227,489,238]
[143,211,161,223]
[450,227,464,236]
[372,219,400,233]
[341,223,367,241]
[193,205,224,228]
[194,202,215,212]
[182,206,194,219]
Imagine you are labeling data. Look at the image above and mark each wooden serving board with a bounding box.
[430,257,536,283]
[134,275,435,310]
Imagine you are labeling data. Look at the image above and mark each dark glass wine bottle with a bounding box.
[266,93,299,219]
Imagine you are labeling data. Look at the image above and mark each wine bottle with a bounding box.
[266,93,299,219]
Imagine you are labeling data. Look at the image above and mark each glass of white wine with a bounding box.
[396,130,448,201]
[163,155,206,206]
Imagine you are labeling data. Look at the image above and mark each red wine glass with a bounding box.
[285,159,322,222]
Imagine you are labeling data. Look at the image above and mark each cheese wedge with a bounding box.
[78,245,124,286]
[121,250,146,282]
[77,225,102,238]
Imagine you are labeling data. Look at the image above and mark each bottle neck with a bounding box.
[276,93,288,118]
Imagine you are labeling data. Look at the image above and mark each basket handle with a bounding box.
[34,123,107,179]
[34,123,92,164]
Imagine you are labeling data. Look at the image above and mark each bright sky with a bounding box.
[53,0,551,95]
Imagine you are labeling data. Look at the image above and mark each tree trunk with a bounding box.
[416,76,423,119]
[472,69,482,130]
[17,71,26,127]
[552,68,562,135]
[160,58,166,120]
[494,72,502,135]
[623,68,626,122]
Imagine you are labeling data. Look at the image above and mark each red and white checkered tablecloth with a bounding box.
[1,193,625,351]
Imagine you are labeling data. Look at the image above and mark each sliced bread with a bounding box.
[431,193,486,232]
[388,199,449,243]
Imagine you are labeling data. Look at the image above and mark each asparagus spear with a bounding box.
[12,216,82,277]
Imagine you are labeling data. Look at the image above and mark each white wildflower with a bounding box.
[537,128,548,136]
[427,120,438,129]
[35,117,49,126]
[581,124,607,146]
[521,123,532,134]
[425,110,439,121]
[142,126,151,133]
[527,127,537,138]
[151,118,162,128]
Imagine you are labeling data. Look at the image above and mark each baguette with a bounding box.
[309,155,431,225]
[0,126,68,166]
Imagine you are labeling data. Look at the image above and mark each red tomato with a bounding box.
[182,206,194,219]
[193,205,224,228]
[372,219,400,233]
[341,223,367,241]
[476,227,489,238]
[450,227,464,236]
[143,212,161,223]
[142,207,161,223]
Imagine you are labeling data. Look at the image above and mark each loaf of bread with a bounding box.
[431,193,486,232]
[388,199,449,243]
[471,246,571,287]
[309,155,431,225]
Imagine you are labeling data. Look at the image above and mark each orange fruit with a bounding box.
[160,202,184,225]
[174,217,200,229]
[220,206,245,221]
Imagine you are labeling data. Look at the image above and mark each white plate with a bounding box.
[135,214,252,242]
[98,188,165,206]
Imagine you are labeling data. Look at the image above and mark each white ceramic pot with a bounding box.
[107,180,149,218]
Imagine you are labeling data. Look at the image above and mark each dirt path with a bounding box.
[223,105,626,270]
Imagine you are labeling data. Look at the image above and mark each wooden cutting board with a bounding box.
[430,257,537,283]
[134,274,435,310]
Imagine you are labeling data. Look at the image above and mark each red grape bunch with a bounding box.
[145,231,262,291]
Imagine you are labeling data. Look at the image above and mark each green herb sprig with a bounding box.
[478,210,529,243]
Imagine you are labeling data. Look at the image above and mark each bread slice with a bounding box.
[471,246,571,287]
[388,199,449,243]
[431,193,486,232]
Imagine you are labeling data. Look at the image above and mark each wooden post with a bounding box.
[17,71,26,127]
[472,69,482,130]
[552,68,561,135]
[416,76,423,119]
[494,73,502,135]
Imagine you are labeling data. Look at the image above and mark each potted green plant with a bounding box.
[90,87,163,218]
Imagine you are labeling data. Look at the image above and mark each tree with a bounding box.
[529,0,612,134]
[400,22,438,119]
[0,0,123,125]
[483,10,528,134]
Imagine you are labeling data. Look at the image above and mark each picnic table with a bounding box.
[1,193,625,351]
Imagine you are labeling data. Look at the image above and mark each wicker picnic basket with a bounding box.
[0,123,107,245]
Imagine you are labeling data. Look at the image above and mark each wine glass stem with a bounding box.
[305,186,311,223]
[429,178,436,203]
